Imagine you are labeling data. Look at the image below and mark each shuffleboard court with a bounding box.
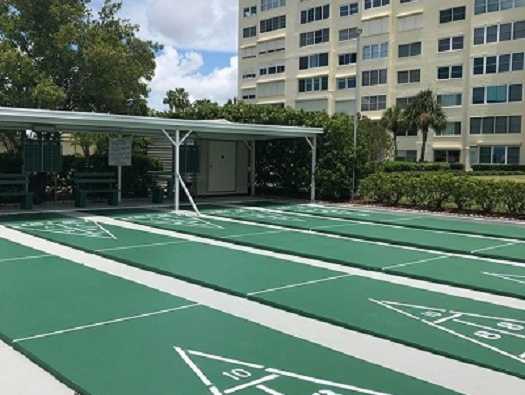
[3,212,525,378]
[205,204,525,264]
[0,239,456,394]
[246,201,525,241]
[64,208,525,300]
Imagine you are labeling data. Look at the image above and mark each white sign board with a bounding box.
[109,138,132,166]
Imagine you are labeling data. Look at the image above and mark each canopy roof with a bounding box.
[0,107,323,141]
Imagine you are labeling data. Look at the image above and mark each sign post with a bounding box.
[109,137,132,203]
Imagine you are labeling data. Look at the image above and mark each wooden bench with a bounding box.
[0,174,33,209]
[74,172,118,208]
[150,171,174,203]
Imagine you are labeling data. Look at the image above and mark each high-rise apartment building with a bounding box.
[238,0,525,166]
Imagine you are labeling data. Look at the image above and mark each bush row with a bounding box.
[357,172,525,215]
[382,161,464,173]
[472,164,525,172]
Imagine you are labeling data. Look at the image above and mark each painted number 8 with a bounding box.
[313,391,342,395]
[475,330,501,340]
[497,322,524,331]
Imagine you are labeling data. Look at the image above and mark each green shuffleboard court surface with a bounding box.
[205,204,525,264]
[58,207,525,300]
[248,201,525,241]
[3,212,525,378]
[0,238,458,395]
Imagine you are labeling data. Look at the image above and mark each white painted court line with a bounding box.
[85,218,117,239]
[224,374,279,394]
[265,368,392,395]
[228,204,525,244]
[227,229,291,239]
[382,256,449,271]
[248,274,352,296]
[483,272,525,286]
[434,313,463,324]
[0,254,50,263]
[471,243,518,254]
[452,319,525,339]
[96,240,191,252]
[256,385,284,395]
[198,211,525,269]
[14,303,199,343]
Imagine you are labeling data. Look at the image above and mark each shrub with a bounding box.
[382,161,451,173]
[472,164,525,172]
[358,172,525,215]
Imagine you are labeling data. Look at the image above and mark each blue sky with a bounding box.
[89,0,239,110]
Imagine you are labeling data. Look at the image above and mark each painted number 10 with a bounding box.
[223,369,251,381]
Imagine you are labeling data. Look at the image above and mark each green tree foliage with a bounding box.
[404,90,447,162]
[163,88,190,112]
[0,0,161,152]
[161,103,392,201]
[380,106,406,158]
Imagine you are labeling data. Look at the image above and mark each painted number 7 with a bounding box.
[313,391,342,395]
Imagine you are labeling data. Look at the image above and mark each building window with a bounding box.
[299,53,329,70]
[398,42,421,57]
[242,47,257,59]
[474,20,525,45]
[398,14,423,31]
[362,17,389,36]
[472,84,523,104]
[339,28,362,41]
[439,6,466,24]
[243,26,257,38]
[397,69,420,84]
[298,76,329,92]
[243,6,257,17]
[475,0,525,15]
[300,28,330,47]
[301,4,330,24]
[479,146,521,164]
[400,0,423,3]
[337,76,357,90]
[434,150,461,163]
[364,0,390,10]
[259,63,285,75]
[396,96,415,109]
[361,95,387,111]
[396,150,418,161]
[258,38,285,55]
[260,15,286,33]
[470,116,522,134]
[473,53,525,74]
[261,0,286,12]
[242,70,256,79]
[437,122,462,136]
[438,36,464,52]
[339,52,357,65]
[340,3,359,16]
[437,93,462,107]
[241,89,256,100]
[362,69,388,86]
[437,65,463,79]
[363,42,389,60]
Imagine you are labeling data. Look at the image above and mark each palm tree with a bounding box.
[380,106,405,159]
[162,88,190,112]
[404,89,447,162]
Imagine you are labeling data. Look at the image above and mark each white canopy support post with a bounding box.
[161,129,198,214]
[117,134,122,203]
[305,136,317,202]
[251,140,256,196]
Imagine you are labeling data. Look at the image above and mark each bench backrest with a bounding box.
[0,174,28,188]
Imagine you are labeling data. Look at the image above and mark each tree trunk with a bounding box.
[392,132,398,159]
[419,128,428,162]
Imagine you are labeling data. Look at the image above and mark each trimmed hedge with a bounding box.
[382,161,464,173]
[472,164,525,172]
[358,172,525,215]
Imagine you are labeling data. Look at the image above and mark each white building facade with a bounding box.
[238,0,525,166]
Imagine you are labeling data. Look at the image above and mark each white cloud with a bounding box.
[144,0,238,52]
[148,46,238,110]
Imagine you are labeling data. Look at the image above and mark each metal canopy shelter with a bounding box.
[0,107,323,212]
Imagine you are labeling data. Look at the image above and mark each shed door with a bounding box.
[208,141,236,193]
